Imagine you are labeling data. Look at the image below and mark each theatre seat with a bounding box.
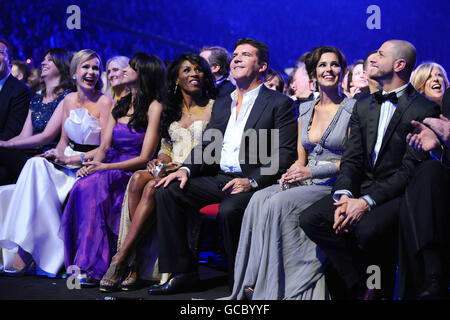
[199,203,219,217]
[195,203,226,268]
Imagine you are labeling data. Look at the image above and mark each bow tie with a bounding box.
[374,91,399,104]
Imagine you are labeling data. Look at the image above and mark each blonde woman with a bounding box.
[0,49,112,276]
[411,62,449,108]
[105,56,130,103]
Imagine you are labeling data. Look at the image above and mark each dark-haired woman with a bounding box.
[228,46,356,300]
[60,53,165,285]
[0,48,75,185]
[99,53,216,292]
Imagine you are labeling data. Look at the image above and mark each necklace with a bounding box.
[182,101,193,118]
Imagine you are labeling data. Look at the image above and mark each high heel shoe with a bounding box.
[3,261,36,277]
[120,272,142,291]
[99,262,127,292]
[120,262,146,291]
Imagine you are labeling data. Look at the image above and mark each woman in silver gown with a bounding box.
[228,46,356,300]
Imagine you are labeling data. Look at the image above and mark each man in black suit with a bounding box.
[149,38,297,295]
[200,46,236,97]
[397,88,450,299]
[0,39,31,185]
[0,39,31,141]
[298,40,441,300]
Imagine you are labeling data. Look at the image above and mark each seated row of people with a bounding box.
[0,36,448,300]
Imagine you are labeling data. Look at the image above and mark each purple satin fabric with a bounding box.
[60,122,146,280]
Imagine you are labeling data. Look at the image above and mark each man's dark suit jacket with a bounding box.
[0,74,31,140]
[332,84,441,206]
[217,79,235,98]
[440,88,450,166]
[442,88,450,119]
[184,84,298,189]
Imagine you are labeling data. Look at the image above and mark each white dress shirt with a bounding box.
[371,83,409,164]
[333,83,409,208]
[180,84,262,177]
[220,84,262,173]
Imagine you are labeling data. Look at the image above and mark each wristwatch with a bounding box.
[248,178,258,189]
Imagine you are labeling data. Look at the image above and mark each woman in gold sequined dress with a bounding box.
[100,53,216,292]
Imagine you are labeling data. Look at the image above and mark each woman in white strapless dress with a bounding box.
[0,49,112,276]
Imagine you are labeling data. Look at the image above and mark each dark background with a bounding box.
[1,0,449,77]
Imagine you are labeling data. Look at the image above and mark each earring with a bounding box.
[173,81,178,95]
[72,75,76,80]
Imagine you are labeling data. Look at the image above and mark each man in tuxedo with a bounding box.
[298,40,441,300]
[149,38,297,295]
[0,39,31,141]
[397,88,450,299]
[200,46,236,97]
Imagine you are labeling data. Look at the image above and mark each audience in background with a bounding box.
[359,50,382,97]
[290,54,315,108]
[105,56,130,103]
[264,68,285,92]
[346,60,369,98]
[11,60,30,83]
[0,38,31,143]
[200,46,235,97]
[27,67,44,94]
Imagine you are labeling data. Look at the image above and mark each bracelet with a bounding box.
[80,153,86,164]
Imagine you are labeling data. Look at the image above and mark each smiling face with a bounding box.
[350,63,368,89]
[122,63,138,86]
[75,57,100,90]
[315,52,342,90]
[41,53,60,79]
[369,42,397,81]
[230,44,266,83]
[292,64,313,98]
[423,66,447,103]
[366,53,379,80]
[107,60,125,88]
[177,60,204,94]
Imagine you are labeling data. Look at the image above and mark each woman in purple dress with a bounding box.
[59,52,165,286]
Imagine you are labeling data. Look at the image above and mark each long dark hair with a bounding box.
[160,53,216,139]
[112,52,166,131]
[41,48,75,97]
